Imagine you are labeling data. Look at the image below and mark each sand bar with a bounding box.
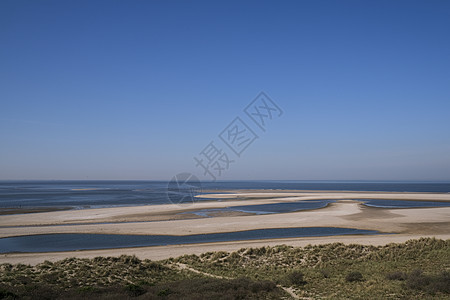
[0,190,449,265]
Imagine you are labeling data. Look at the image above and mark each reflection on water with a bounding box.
[184,199,450,217]
[184,200,336,217]
[0,227,381,253]
[360,199,450,208]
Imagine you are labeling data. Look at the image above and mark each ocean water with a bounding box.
[0,180,449,209]
[0,227,381,253]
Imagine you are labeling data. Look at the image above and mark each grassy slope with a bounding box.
[0,238,449,299]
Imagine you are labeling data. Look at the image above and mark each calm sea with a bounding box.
[0,180,449,209]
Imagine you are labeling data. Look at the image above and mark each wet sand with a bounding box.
[0,207,71,216]
[0,190,449,264]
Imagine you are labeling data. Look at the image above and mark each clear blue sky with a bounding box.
[1,0,449,181]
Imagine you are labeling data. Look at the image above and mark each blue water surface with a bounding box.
[0,227,381,253]
[0,180,449,209]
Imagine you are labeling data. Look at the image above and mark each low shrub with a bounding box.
[287,270,306,285]
[345,271,364,282]
[319,269,331,279]
[125,283,146,297]
[386,271,407,281]
[0,289,17,299]
[406,269,450,294]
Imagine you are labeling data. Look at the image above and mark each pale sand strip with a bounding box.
[0,201,449,238]
[1,233,449,266]
[201,191,450,200]
[0,198,289,227]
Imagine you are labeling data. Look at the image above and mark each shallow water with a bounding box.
[184,199,450,217]
[0,227,381,253]
[185,200,336,216]
[360,199,450,208]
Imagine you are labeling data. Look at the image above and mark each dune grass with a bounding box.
[0,238,449,299]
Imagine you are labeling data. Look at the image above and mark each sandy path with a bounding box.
[172,262,299,299]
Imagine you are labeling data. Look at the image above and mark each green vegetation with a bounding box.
[0,238,449,299]
[286,270,306,286]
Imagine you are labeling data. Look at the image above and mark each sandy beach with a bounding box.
[1,190,449,265]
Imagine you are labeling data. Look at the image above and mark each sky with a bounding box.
[1,0,449,181]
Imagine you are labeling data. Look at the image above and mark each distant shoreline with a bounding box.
[2,188,450,216]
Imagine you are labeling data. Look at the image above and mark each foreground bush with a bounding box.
[147,278,281,299]
[0,278,282,299]
[405,270,450,294]
[287,270,306,285]
[345,271,364,282]
[386,271,408,281]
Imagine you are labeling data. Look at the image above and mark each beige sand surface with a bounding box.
[1,201,449,238]
[0,191,449,264]
[1,191,449,227]
[200,191,450,201]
